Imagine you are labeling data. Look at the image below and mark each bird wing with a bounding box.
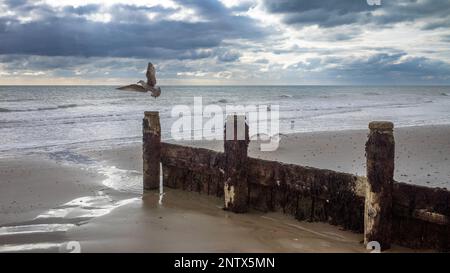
[116,84,147,92]
[146,62,157,87]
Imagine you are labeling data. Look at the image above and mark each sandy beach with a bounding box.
[1,125,448,252]
[0,158,106,226]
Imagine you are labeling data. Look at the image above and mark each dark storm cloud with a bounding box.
[329,53,450,84]
[0,55,88,70]
[1,0,450,84]
[264,0,370,13]
[173,0,227,19]
[0,0,267,59]
[3,0,27,8]
[422,20,450,31]
[263,0,450,28]
[263,0,376,27]
[281,51,450,84]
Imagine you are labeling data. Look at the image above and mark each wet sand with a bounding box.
[0,158,105,226]
[67,189,370,253]
[1,125,449,252]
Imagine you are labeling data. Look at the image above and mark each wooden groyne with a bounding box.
[364,121,395,250]
[143,111,161,190]
[143,112,450,251]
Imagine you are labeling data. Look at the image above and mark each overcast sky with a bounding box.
[0,0,450,85]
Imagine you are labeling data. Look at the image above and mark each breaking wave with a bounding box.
[0,104,80,113]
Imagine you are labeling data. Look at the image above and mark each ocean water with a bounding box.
[1,85,450,158]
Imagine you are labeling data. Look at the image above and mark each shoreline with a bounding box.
[2,122,450,161]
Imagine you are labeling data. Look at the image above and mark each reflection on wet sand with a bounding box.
[0,243,62,253]
[98,165,142,194]
[159,163,164,205]
[0,223,75,236]
[0,194,138,252]
[0,150,144,253]
[60,189,375,253]
[0,171,138,252]
[0,151,164,252]
[36,195,137,220]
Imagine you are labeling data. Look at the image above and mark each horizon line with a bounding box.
[1,84,450,87]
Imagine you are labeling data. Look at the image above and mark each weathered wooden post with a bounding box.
[364,121,395,251]
[224,114,249,213]
[143,111,161,191]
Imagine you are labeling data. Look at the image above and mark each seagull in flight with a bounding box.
[117,63,161,98]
